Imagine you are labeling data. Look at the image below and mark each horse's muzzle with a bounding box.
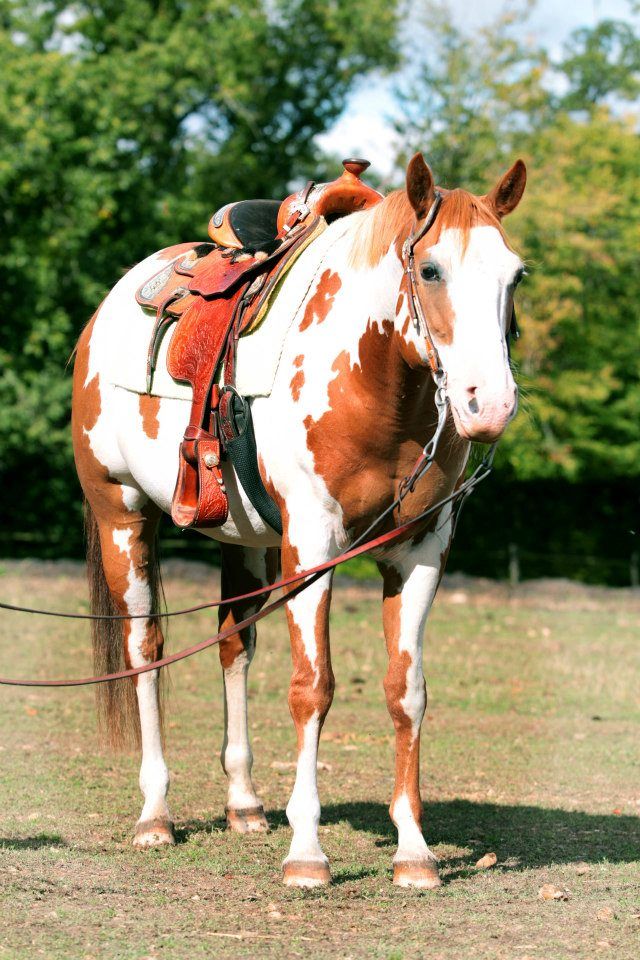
[450,385,518,443]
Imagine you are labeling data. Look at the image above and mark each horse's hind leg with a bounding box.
[85,494,174,847]
[218,544,277,833]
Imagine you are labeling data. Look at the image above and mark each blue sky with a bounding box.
[317,0,637,177]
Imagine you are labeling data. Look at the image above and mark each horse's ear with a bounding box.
[406,152,436,219]
[485,159,527,218]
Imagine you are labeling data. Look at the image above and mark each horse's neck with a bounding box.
[296,240,438,456]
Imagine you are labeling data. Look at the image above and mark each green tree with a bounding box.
[0,0,399,544]
[394,1,640,484]
[560,18,640,110]
[394,1,550,190]
[503,110,640,481]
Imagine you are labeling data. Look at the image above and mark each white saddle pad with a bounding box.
[110,220,349,401]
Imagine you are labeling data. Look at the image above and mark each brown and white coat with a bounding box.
[72,155,526,887]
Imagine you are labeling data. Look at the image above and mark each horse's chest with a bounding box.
[295,359,451,532]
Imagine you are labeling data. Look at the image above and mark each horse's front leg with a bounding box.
[218,544,277,833]
[379,527,450,889]
[281,539,335,888]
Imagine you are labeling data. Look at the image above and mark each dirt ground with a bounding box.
[0,559,639,959]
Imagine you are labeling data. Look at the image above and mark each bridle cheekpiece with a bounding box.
[402,190,444,381]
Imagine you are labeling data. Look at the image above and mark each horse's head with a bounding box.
[402,153,526,443]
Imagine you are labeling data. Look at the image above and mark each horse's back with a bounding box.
[72,244,284,546]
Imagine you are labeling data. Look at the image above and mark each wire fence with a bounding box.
[1,529,638,589]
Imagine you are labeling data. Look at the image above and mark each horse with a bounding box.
[71,152,526,888]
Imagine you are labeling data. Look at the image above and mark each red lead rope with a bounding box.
[0,446,497,688]
[0,510,427,688]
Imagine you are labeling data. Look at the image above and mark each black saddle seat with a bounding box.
[208,160,383,252]
[219,199,281,253]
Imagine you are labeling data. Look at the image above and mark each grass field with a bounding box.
[0,558,639,960]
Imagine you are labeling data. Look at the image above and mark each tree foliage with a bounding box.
[0,0,398,538]
[1,0,638,572]
[395,1,640,482]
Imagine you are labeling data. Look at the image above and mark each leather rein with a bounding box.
[0,193,515,687]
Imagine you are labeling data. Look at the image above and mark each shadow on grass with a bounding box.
[317,800,640,871]
[332,867,380,884]
[176,808,290,843]
[174,817,227,843]
[0,833,66,850]
[168,800,639,874]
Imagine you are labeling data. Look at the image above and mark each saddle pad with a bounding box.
[111,218,346,401]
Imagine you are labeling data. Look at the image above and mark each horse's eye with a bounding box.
[513,268,526,287]
[420,263,441,282]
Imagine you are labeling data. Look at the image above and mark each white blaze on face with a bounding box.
[429,225,522,443]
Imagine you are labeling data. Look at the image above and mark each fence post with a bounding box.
[631,551,639,589]
[509,543,520,586]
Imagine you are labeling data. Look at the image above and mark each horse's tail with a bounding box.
[84,500,143,751]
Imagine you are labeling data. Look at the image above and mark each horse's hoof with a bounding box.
[225,805,270,834]
[133,817,175,848]
[282,859,331,888]
[393,859,441,889]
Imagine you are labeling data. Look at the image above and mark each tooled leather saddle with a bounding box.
[135,159,381,532]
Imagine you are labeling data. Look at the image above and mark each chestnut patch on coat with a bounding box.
[299,269,342,332]
[290,369,305,401]
[413,281,455,346]
[71,312,106,493]
[303,321,466,537]
[139,394,161,439]
[285,585,334,747]
[218,544,275,670]
[265,497,334,746]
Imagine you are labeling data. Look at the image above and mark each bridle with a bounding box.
[0,193,521,687]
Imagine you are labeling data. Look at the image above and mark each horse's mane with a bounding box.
[348,187,513,269]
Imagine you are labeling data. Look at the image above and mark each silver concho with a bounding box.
[139,262,175,302]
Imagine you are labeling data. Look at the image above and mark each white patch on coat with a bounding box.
[221,640,263,811]
[392,792,434,864]
[284,712,328,864]
[220,547,269,813]
[84,252,177,490]
[112,527,132,556]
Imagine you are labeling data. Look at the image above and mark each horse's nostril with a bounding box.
[468,397,480,415]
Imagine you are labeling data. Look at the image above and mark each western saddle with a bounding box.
[136,159,381,532]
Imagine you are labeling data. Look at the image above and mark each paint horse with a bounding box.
[72,153,526,888]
